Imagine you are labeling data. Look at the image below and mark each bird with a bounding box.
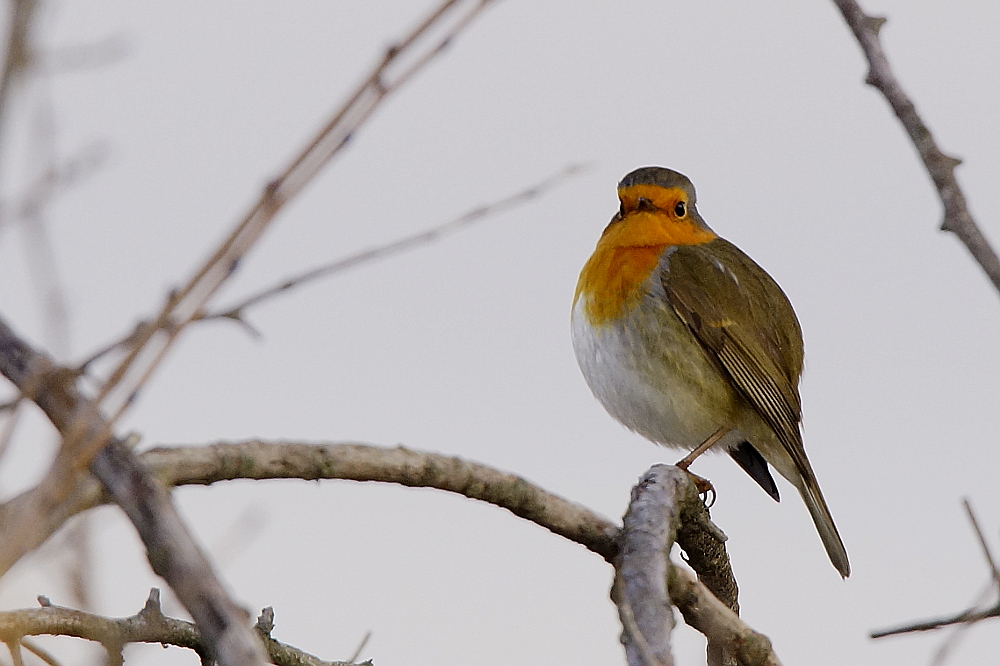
[571,166,850,577]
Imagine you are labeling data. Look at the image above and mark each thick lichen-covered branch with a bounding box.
[614,465,779,666]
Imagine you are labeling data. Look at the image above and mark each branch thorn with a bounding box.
[865,15,887,35]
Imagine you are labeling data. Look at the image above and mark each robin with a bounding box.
[572,166,849,577]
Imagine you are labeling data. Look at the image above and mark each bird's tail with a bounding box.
[796,472,851,578]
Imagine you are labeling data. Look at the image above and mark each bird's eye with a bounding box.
[618,203,626,217]
[674,201,687,217]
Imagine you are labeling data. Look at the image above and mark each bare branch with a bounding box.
[0,3,499,661]
[667,567,780,666]
[928,581,994,666]
[871,604,1000,639]
[80,161,586,370]
[0,0,38,153]
[0,589,356,666]
[832,0,1000,295]
[70,443,778,663]
[872,499,1000,639]
[20,638,61,666]
[81,0,498,458]
[963,498,1000,591]
[135,440,622,563]
[0,318,269,666]
[206,163,588,324]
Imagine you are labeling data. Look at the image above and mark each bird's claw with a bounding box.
[681,468,716,507]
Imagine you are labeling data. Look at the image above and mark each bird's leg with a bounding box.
[675,425,731,500]
[676,425,731,470]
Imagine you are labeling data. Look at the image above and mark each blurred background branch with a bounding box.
[0,2,504,664]
[872,499,1000,642]
[78,161,585,366]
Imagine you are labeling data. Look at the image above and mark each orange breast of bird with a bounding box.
[575,186,716,327]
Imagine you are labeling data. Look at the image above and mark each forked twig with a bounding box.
[872,499,1000,639]
[0,2,499,665]
[208,163,586,324]
[80,161,585,361]
[69,0,498,466]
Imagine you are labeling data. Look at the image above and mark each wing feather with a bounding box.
[661,240,809,471]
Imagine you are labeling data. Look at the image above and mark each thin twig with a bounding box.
[0,4,497,661]
[80,161,586,368]
[76,0,497,464]
[832,0,1000,295]
[963,498,1000,591]
[19,638,61,666]
[348,631,372,664]
[928,581,994,666]
[871,604,1000,639]
[871,500,1000,639]
[207,163,587,323]
[0,0,37,166]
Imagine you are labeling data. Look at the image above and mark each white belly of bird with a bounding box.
[571,295,740,452]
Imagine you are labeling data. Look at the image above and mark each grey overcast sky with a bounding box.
[1,1,999,664]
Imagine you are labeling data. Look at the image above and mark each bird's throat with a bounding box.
[576,243,666,326]
[575,212,715,326]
